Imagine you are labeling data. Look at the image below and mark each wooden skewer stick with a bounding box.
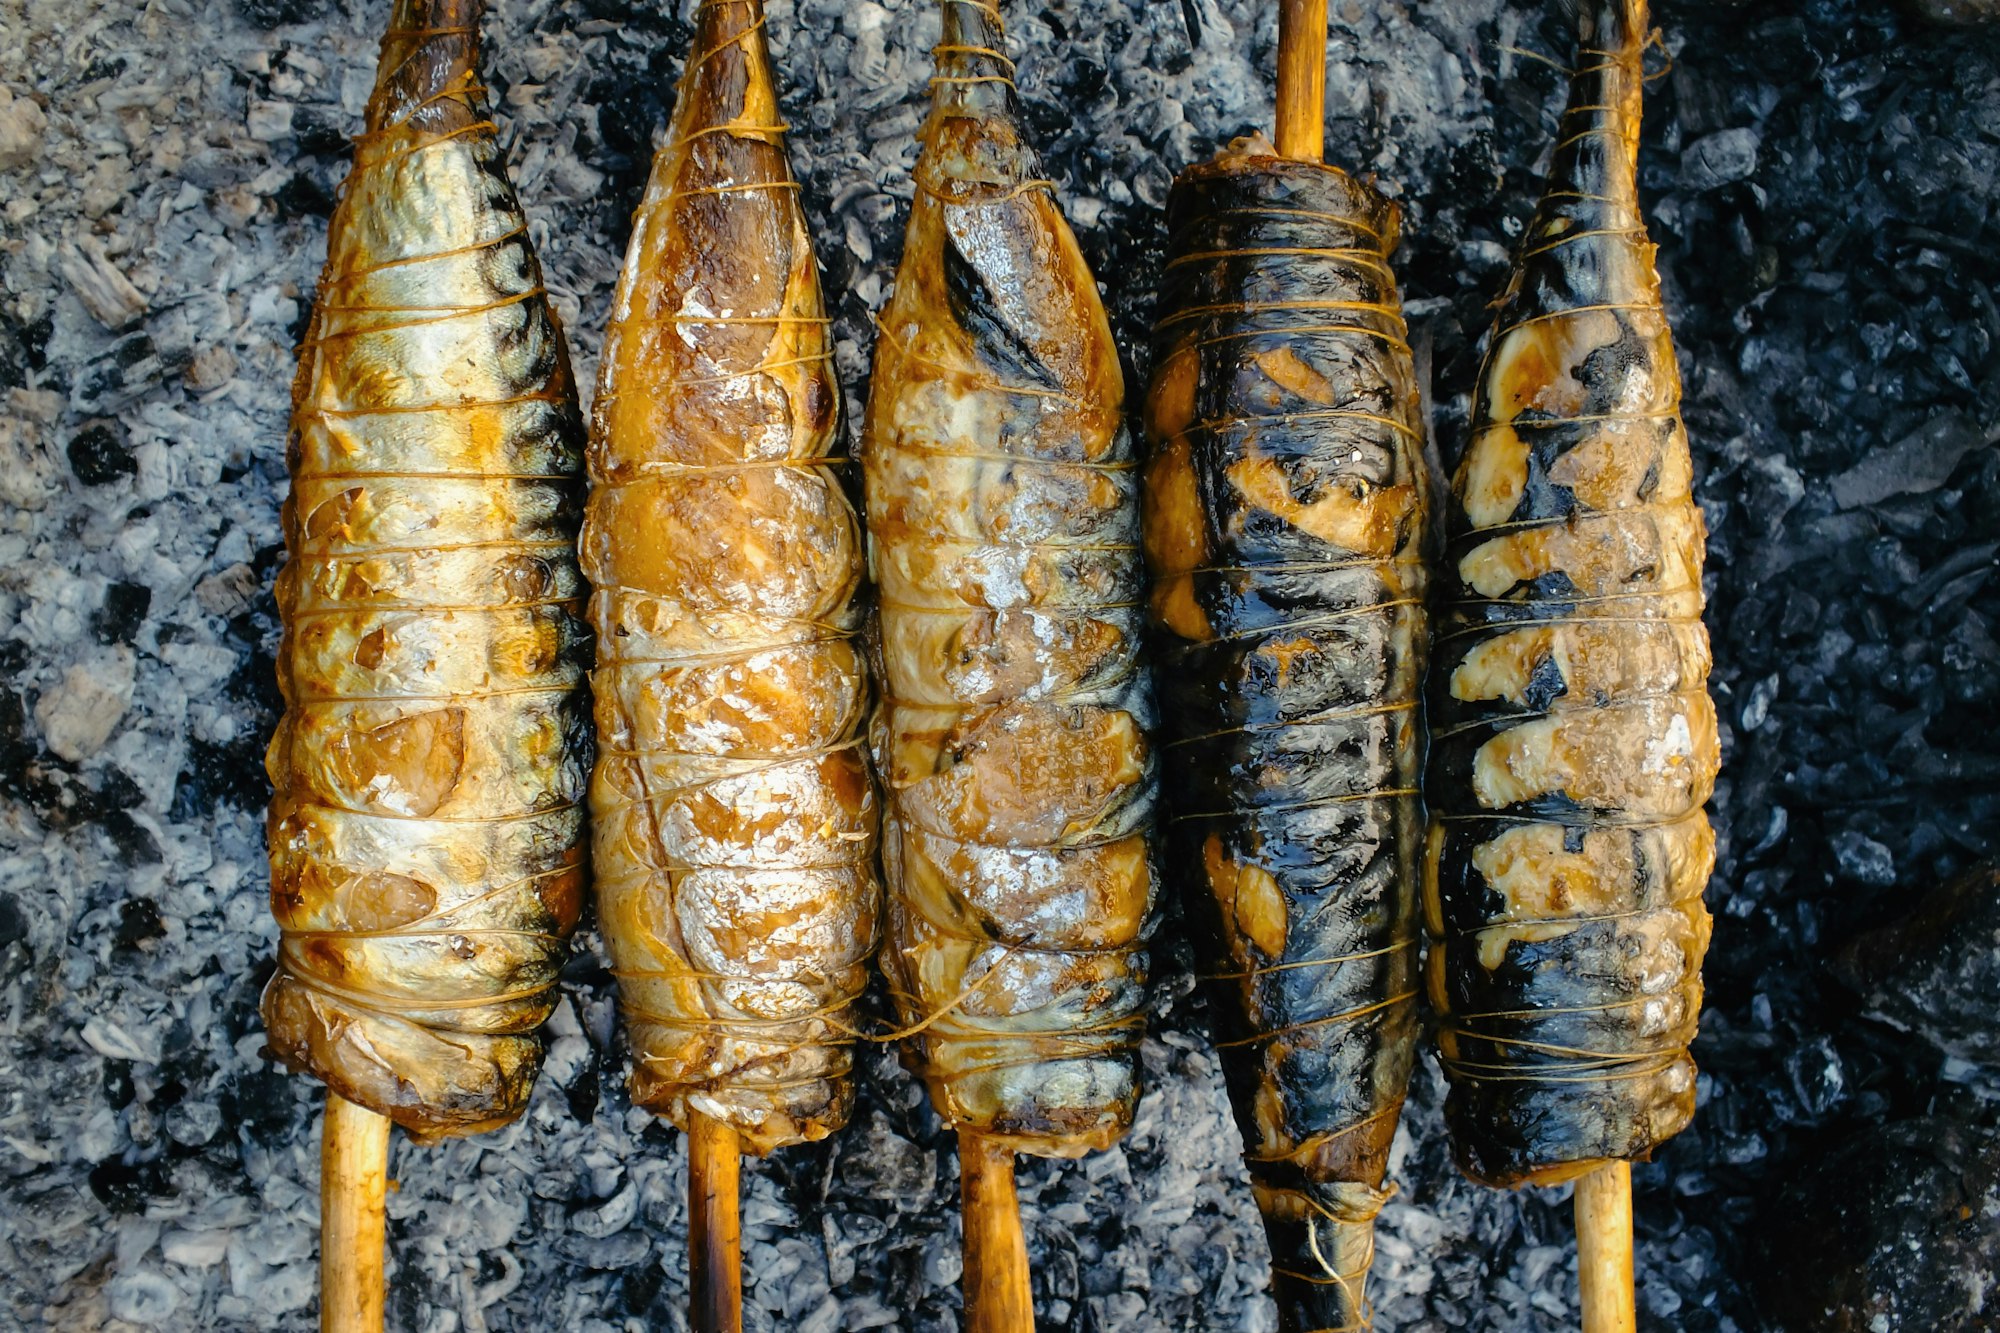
[960,1130,1033,1333]
[1576,1161,1638,1333]
[320,1093,390,1333]
[1274,0,1329,161]
[689,1111,745,1333]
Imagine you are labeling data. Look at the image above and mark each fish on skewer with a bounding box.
[1426,0,1716,1196]
[1426,0,1717,1324]
[262,1,591,1324]
[861,1,1159,1323]
[1141,11,1433,1323]
[585,0,878,1164]
[264,0,590,1147]
[581,1,880,1325]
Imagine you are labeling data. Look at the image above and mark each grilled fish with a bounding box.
[585,0,880,1156]
[262,0,590,1140]
[1426,0,1717,1189]
[862,0,1159,1157]
[1144,135,1430,1331]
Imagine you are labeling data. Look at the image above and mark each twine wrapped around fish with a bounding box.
[261,1,591,1325]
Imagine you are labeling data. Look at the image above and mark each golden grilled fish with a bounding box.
[584,0,880,1156]
[862,0,1159,1157]
[262,0,591,1141]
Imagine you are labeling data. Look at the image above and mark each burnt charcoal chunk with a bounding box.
[0,689,32,779]
[1830,410,1984,510]
[619,1262,664,1318]
[17,757,98,829]
[171,736,271,820]
[102,1059,135,1110]
[87,1156,172,1215]
[1836,864,2000,1065]
[115,897,166,951]
[0,891,25,950]
[563,1046,600,1126]
[0,309,54,389]
[273,166,336,219]
[1064,56,1106,98]
[20,311,50,371]
[289,107,347,158]
[67,421,136,485]
[219,1062,297,1139]
[1754,1115,2000,1332]
[93,582,152,645]
[98,769,162,864]
[233,0,316,26]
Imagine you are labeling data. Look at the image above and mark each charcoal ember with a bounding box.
[0,892,26,951]
[93,581,152,645]
[1831,409,1992,509]
[66,419,135,485]
[108,1270,181,1324]
[1753,1114,2000,1332]
[1835,865,2000,1064]
[838,1111,936,1208]
[1907,0,2000,23]
[567,1182,639,1240]
[554,1227,650,1272]
[1832,830,1898,888]
[1679,127,1760,191]
[234,0,317,26]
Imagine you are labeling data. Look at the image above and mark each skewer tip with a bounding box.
[688,1111,745,1333]
[320,1093,390,1333]
[1575,1160,1638,1333]
[959,1130,1034,1333]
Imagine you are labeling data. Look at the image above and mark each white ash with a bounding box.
[4,0,1989,1329]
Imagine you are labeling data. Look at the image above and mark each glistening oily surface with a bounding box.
[0,0,1994,1331]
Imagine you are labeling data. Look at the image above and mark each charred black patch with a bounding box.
[582,36,683,253]
[93,582,151,645]
[115,897,166,951]
[1521,648,1570,712]
[87,1156,173,1216]
[0,892,25,953]
[67,420,135,486]
[234,0,316,27]
[290,105,348,158]
[0,308,51,390]
[272,166,336,220]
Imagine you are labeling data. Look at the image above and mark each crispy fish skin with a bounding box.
[261,0,590,1141]
[862,0,1159,1158]
[1426,0,1718,1189]
[1144,137,1430,1332]
[584,0,879,1157]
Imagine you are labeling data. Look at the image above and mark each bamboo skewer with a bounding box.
[1576,1162,1638,1333]
[689,1112,745,1333]
[960,1131,1033,1333]
[1274,0,1329,161]
[320,1094,390,1333]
